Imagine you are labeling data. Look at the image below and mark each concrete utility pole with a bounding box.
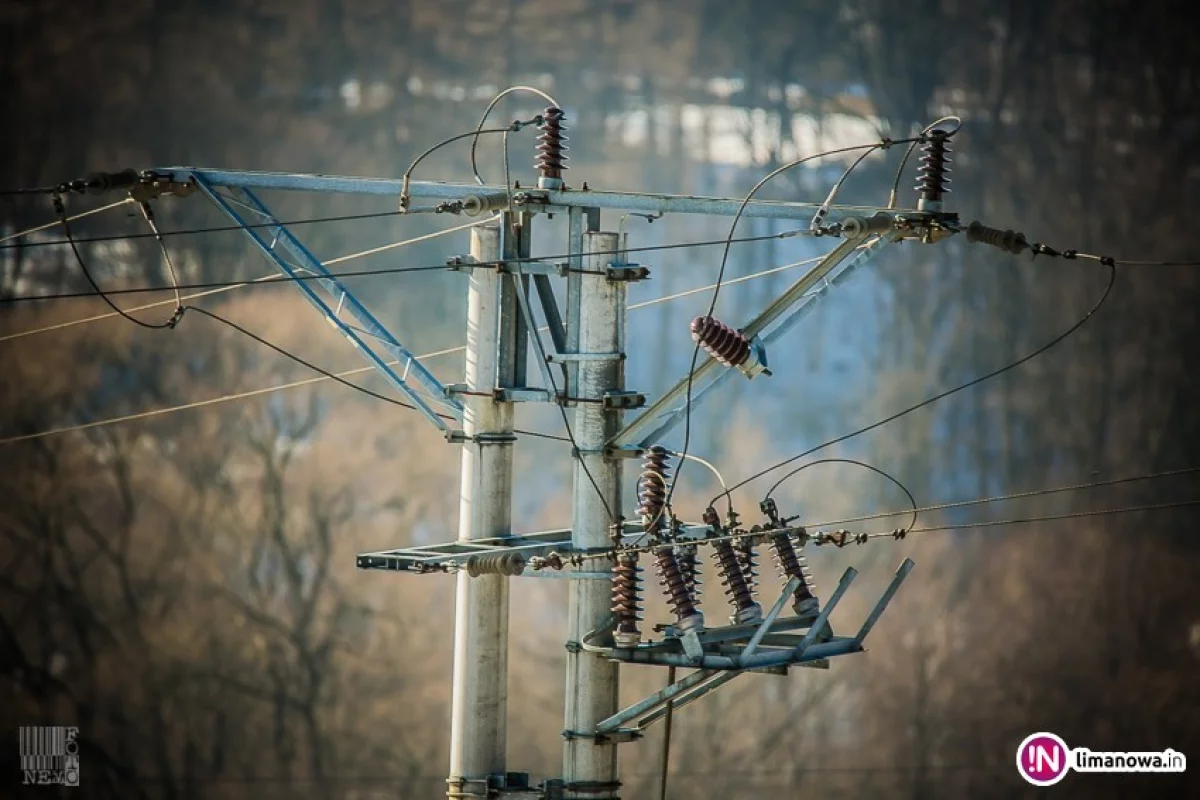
[160,152,941,799]
[447,216,522,799]
[563,230,625,798]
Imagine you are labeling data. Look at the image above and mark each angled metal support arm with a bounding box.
[192,176,462,434]
[609,233,894,449]
[852,558,914,648]
[595,669,742,735]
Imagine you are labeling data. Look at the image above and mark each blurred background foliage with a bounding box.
[1,1,1198,797]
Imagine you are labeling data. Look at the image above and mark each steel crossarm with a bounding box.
[158,167,913,222]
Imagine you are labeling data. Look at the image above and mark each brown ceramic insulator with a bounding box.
[656,548,698,621]
[637,445,671,537]
[770,531,816,602]
[712,539,755,612]
[535,106,569,180]
[735,538,758,595]
[915,128,952,204]
[690,315,751,368]
[678,545,701,602]
[611,554,643,636]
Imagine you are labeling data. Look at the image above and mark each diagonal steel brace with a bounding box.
[192,176,462,434]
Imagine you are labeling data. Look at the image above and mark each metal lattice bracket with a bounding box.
[191,176,463,435]
[591,559,914,738]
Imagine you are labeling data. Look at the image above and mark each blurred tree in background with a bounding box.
[2,1,1197,797]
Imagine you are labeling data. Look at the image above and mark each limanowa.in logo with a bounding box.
[1017,732,1187,786]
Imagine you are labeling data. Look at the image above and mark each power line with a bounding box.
[665,138,910,535]
[0,253,827,445]
[52,194,182,331]
[764,457,919,531]
[0,198,132,244]
[145,306,568,444]
[470,86,560,186]
[711,257,1117,510]
[0,217,496,342]
[0,206,415,250]
[869,499,1200,538]
[606,492,1200,562]
[803,465,1200,531]
[0,230,810,304]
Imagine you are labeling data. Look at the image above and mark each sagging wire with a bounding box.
[805,465,1200,532]
[2,231,814,304]
[709,255,1117,512]
[763,458,919,532]
[0,251,831,445]
[53,193,183,331]
[864,499,1200,538]
[601,496,1200,563]
[1,198,132,245]
[663,136,920,536]
[519,227,619,526]
[184,306,567,444]
[628,449,730,549]
[470,86,560,186]
[399,119,542,213]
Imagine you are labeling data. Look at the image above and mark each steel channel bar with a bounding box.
[741,576,802,660]
[594,669,718,734]
[852,558,914,647]
[163,168,915,221]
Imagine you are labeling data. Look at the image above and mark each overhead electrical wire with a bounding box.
[803,464,1200,532]
[710,257,1117,511]
[0,198,132,244]
[600,495,1200,562]
[499,129,615,523]
[764,457,919,532]
[0,253,830,446]
[0,217,495,342]
[186,306,567,444]
[470,86,560,186]
[866,499,1200,539]
[399,120,542,212]
[0,230,814,305]
[661,134,922,535]
[1,207,424,250]
[26,199,568,446]
[52,194,183,331]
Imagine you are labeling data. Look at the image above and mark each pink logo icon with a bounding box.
[1017,732,1070,786]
